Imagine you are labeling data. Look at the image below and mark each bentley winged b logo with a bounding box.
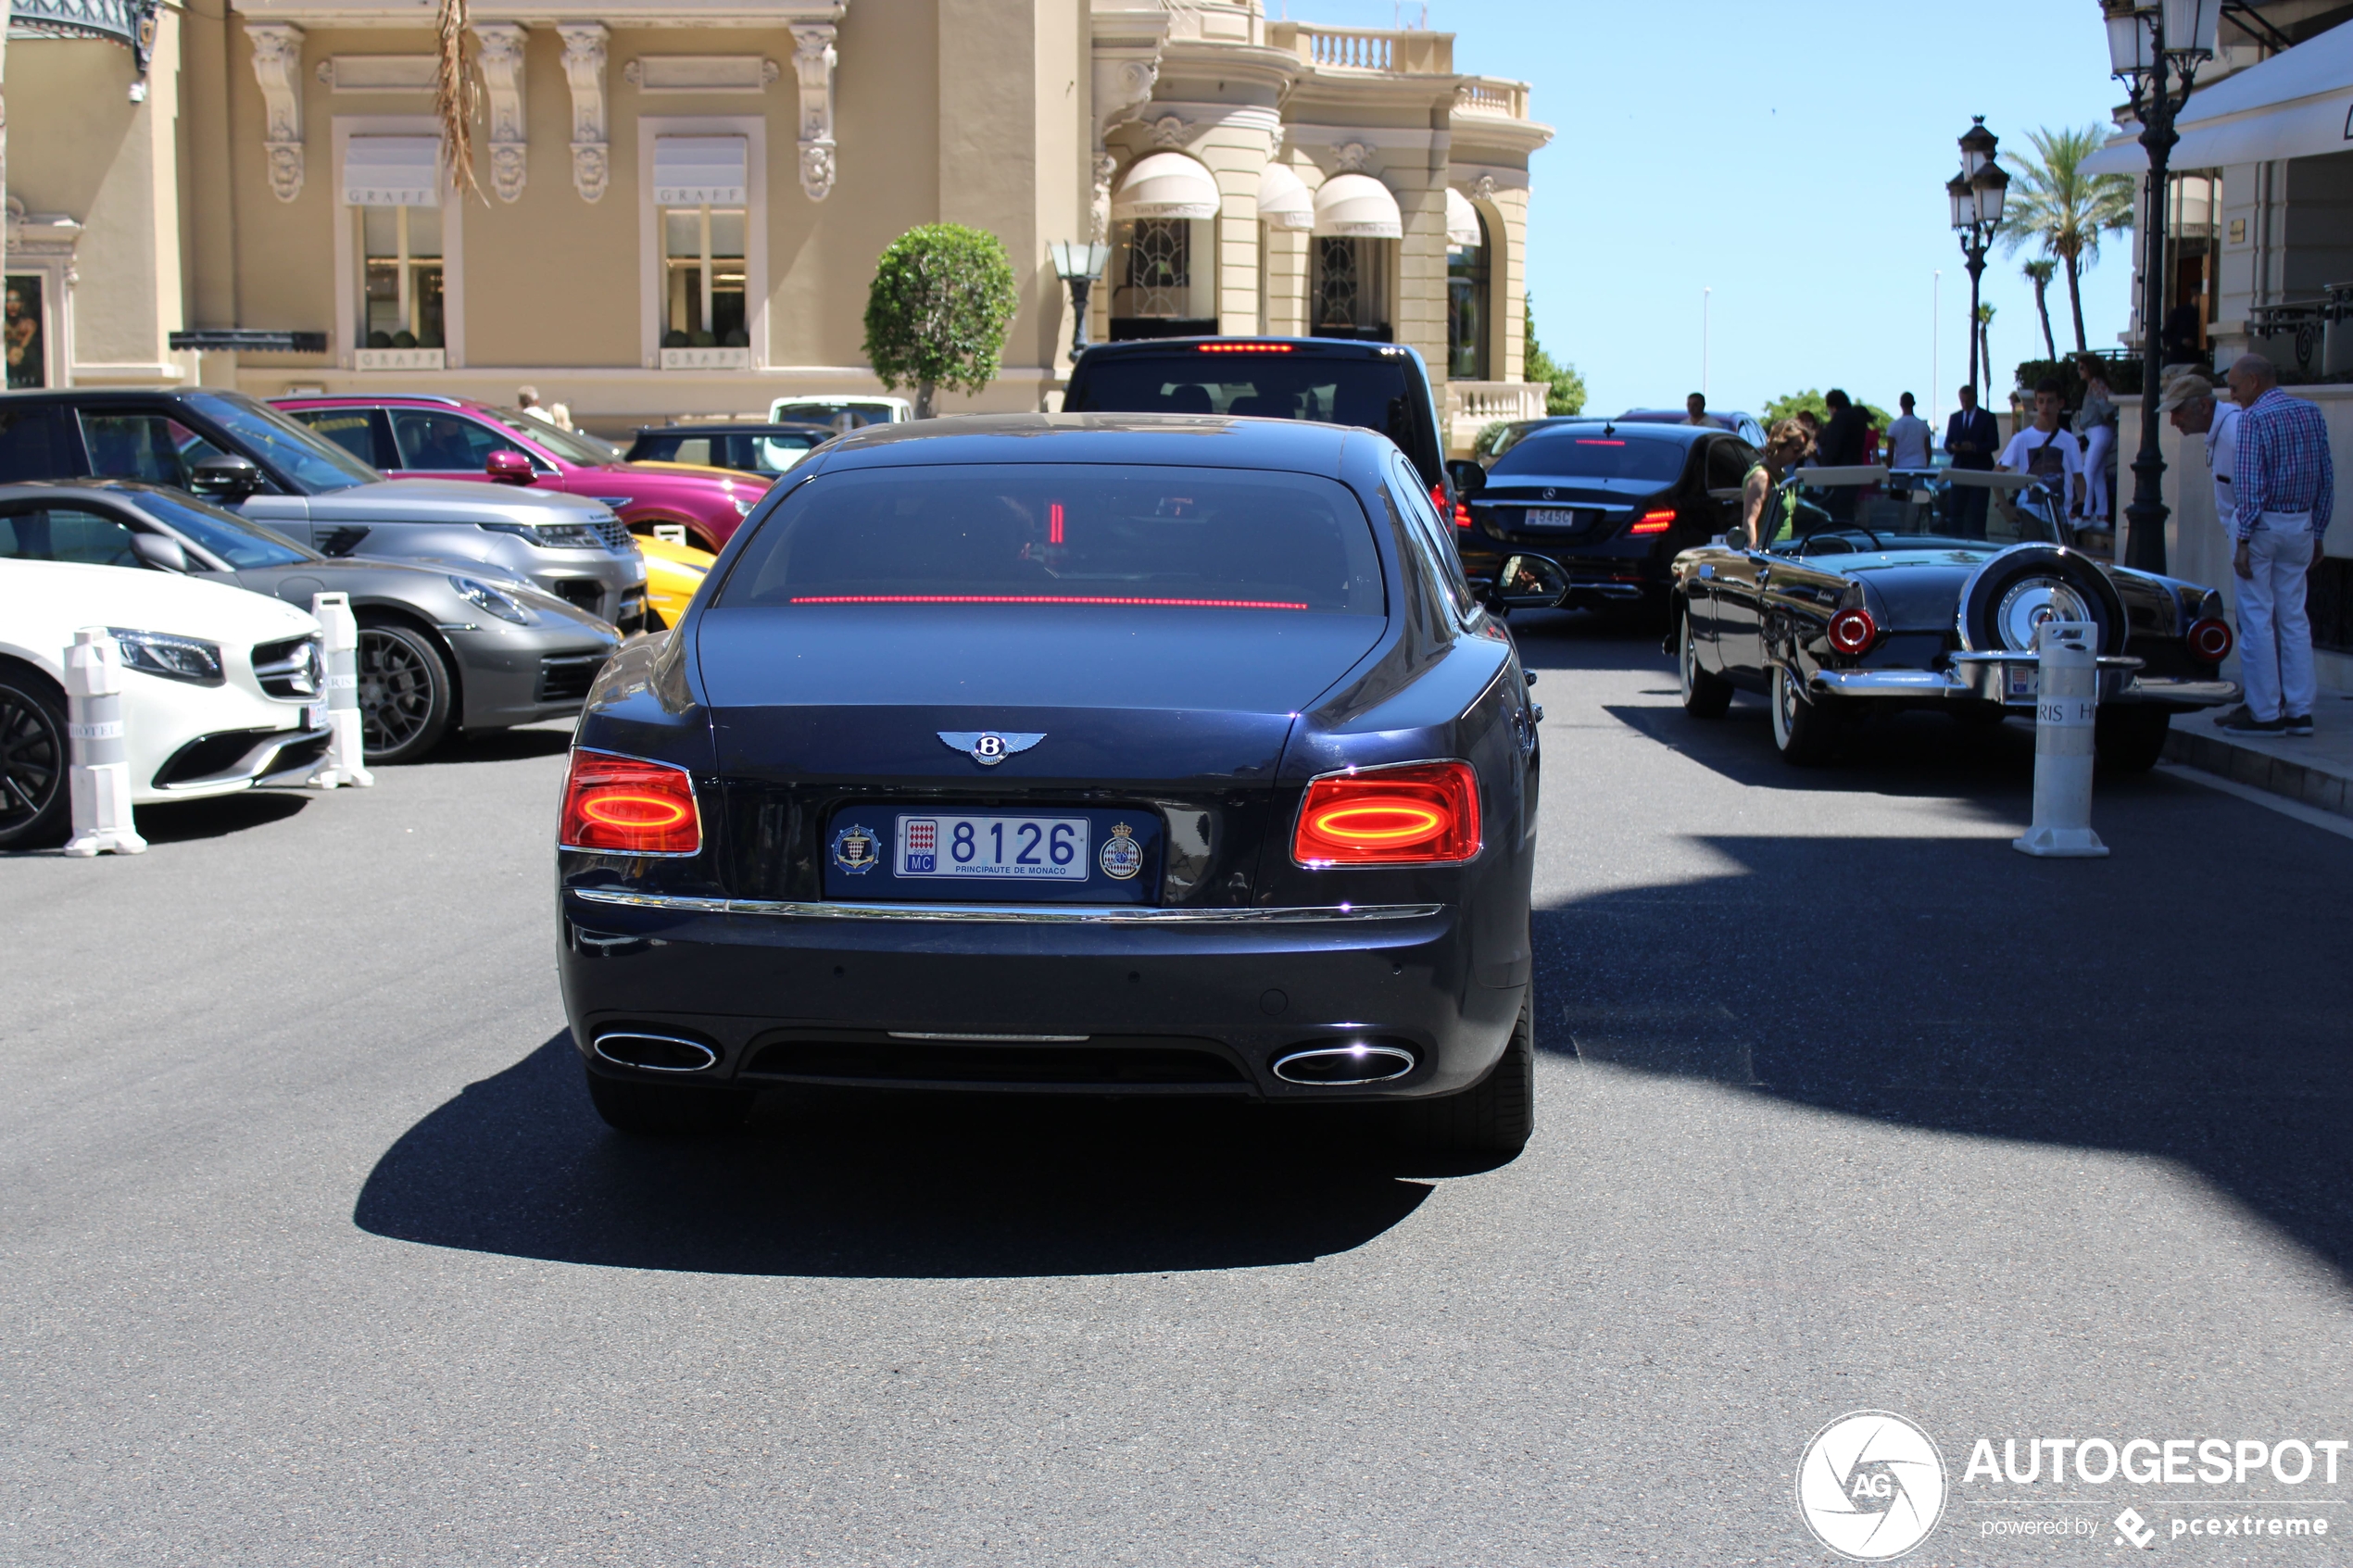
[938,731,1046,767]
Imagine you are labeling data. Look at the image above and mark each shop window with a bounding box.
[1447,211,1491,381]
[1313,237,1392,343]
[6,276,47,388]
[1111,218,1215,341]
[663,207,749,348]
[360,206,445,349]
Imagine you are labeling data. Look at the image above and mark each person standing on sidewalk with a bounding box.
[2158,371,2242,540]
[1997,378,2087,518]
[1884,393,1932,470]
[2072,355,2120,525]
[1944,384,2001,538]
[2220,353,2332,736]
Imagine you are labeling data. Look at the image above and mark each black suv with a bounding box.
[1453,419,1756,621]
[1062,336,1451,512]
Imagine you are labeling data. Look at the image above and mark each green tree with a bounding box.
[1761,389,1893,429]
[2021,259,2059,360]
[862,223,1020,418]
[1996,125,2135,354]
[1523,294,1586,416]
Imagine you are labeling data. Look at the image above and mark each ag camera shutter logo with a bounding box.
[1795,1411,1947,1561]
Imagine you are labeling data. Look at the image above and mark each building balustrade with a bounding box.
[1444,380,1549,454]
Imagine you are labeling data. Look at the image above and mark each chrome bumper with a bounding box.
[1810,654,2239,711]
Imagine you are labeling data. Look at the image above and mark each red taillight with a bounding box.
[1292,760,1480,867]
[560,750,701,856]
[1826,607,1879,655]
[1629,509,1676,534]
[1196,341,1292,354]
[2186,615,2233,663]
[1453,499,1472,529]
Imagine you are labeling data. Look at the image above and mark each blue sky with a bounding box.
[1290,0,2136,426]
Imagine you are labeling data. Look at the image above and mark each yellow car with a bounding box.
[635,533,716,630]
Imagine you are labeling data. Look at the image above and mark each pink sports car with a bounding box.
[273,394,767,552]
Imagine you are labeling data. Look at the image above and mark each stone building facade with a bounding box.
[2,0,1550,449]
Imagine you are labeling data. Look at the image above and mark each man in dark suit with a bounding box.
[1944,383,2000,538]
[1817,389,1869,519]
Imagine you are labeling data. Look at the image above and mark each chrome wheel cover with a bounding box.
[0,687,63,827]
[1992,577,2092,652]
[1772,665,1796,746]
[358,630,436,753]
[1680,618,1699,700]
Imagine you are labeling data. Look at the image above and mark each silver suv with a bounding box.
[0,389,647,630]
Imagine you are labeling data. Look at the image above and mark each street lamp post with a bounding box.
[1947,119,2008,399]
[1048,240,1113,363]
[2104,0,2220,574]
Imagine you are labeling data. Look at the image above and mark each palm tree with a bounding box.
[2022,259,2058,360]
[1997,125,2135,353]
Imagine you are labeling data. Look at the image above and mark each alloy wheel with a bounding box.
[0,685,65,832]
[359,629,437,754]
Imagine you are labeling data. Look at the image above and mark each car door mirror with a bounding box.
[1444,458,1486,496]
[188,454,264,501]
[131,532,190,572]
[484,450,536,485]
[1485,552,1569,611]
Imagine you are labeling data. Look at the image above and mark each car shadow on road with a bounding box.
[424,721,575,766]
[1535,825,2353,1280]
[133,791,311,844]
[354,1034,1441,1278]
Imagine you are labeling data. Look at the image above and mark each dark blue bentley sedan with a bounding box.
[555,414,1549,1156]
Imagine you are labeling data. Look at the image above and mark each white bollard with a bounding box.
[2012,620,2108,859]
[308,592,374,789]
[62,627,146,857]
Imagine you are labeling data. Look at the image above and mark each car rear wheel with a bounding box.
[1771,663,1840,764]
[2095,706,2171,772]
[1679,610,1733,718]
[0,666,70,851]
[1402,993,1534,1159]
[585,1064,755,1136]
[357,618,454,764]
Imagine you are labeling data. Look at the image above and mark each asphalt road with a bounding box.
[6,614,2352,1567]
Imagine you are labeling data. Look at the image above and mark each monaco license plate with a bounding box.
[1521,508,1580,530]
[895,813,1089,881]
[2006,663,2038,700]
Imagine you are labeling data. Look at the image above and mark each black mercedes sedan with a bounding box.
[1452,419,1755,621]
[557,415,1553,1155]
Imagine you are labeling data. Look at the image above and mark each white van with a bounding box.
[765,395,912,431]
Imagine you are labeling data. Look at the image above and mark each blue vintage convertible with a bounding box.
[1667,466,2240,766]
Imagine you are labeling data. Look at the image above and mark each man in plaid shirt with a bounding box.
[2221,354,2334,735]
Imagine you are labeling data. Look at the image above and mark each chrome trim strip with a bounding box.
[888,1031,1090,1042]
[566,887,1445,925]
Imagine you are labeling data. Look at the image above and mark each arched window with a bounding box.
[1447,194,1491,381]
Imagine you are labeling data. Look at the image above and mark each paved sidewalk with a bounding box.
[2164,690,2353,818]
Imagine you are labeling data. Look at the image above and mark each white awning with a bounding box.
[2081,18,2353,173]
[1257,161,1314,231]
[653,135,748,205]
[1446,186,1483,247]
[1112,152,1221,221]
[1313,172,1402,239]
[343,135,441,207]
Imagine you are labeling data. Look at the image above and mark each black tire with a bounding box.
[585,1064,754,1136]
[2095,706,2171,772]
[1770,662,1841,764]
[1950,702,2009,729]
[0,665,70,851]
[357,618,454,764]
[1960,546,2125,657]
[1678,608,1733,718]
[1402,994,1534,1159]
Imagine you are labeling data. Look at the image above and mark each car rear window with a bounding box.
[718,464,1383,614]
[1487,431,1688,483]
[1069,354,1413,438]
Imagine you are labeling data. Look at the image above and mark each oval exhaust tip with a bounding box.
[1272,1042,1416,1086]
[593,1031,719,1073]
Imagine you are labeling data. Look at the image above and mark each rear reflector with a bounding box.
[1292,760,1480,867]
[2186,615,2233,663]
[560,749,702,856]
[1826,606,1879,655]
[1629,509,1675,534]
[1196,342,1292,353]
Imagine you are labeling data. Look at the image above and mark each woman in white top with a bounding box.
[2072,355,2119,524]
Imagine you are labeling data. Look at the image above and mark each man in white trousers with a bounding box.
[2220,354,2332,736]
